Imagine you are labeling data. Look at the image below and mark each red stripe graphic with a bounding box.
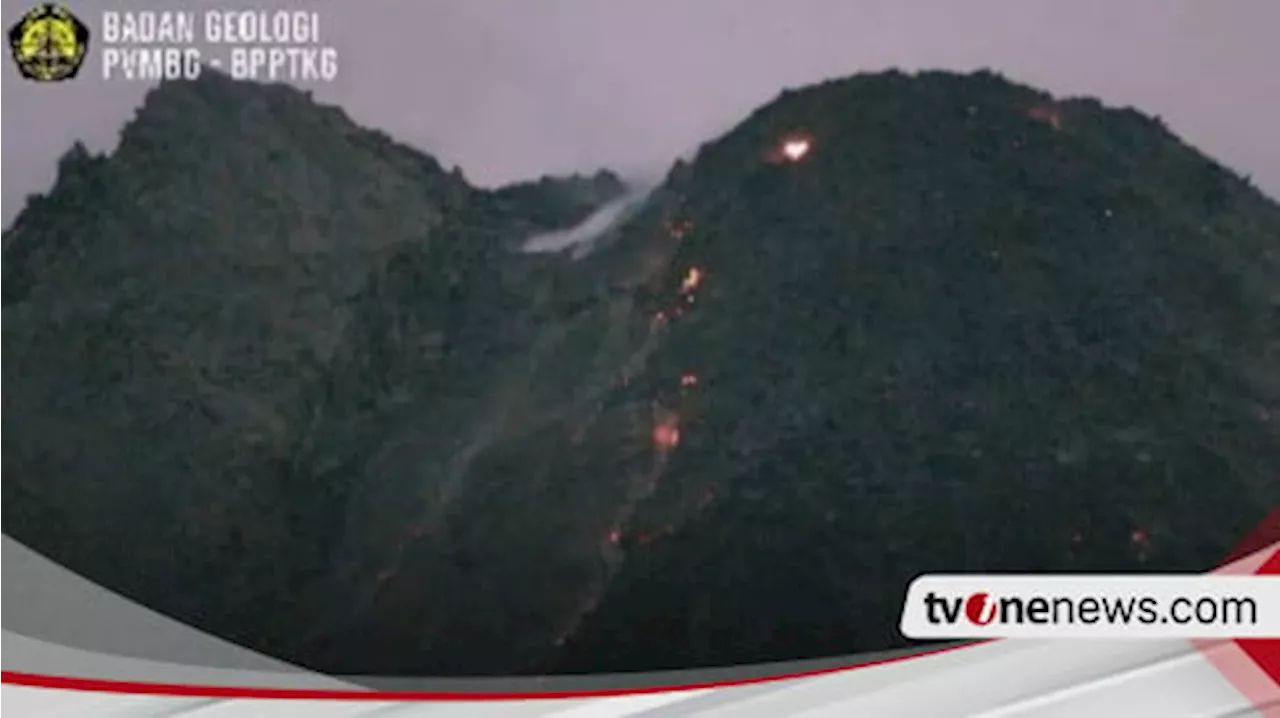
[1220,509,1280,567]
[1236,548,1280,686]
[6,514,1276,701]
[1198,512,1280,715]
[1,642,981,700]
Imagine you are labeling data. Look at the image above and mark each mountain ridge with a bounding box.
[4,67,1278,675]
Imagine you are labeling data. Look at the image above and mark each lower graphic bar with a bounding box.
[900,575,1280,639]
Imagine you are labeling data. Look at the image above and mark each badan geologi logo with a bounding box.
[8,4,90,82]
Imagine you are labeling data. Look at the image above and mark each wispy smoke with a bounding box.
[521,180,658,257]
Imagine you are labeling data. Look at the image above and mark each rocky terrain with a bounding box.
[4,68,1279,675]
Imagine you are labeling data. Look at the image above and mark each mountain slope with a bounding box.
[552,69,1280,671]
[1,71,627,655]
[4,69,1278,676]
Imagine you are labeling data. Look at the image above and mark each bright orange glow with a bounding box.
[679,267,703,294]
[680,374,698,387]
[653,422,681,449]
[781,138,811,161]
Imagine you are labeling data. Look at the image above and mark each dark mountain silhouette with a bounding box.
[4,68,1278,676]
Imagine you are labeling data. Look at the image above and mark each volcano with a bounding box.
[4,68,1279,675]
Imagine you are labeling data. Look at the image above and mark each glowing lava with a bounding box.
[653,422,681,450]
[679,267,703,294]
[781,138,812,161]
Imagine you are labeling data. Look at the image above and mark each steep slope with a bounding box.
[2,73,462,645]
[550,70,1280,671]
[295,189,688,674]
[0,72,626,655]
[4,69,1278,677]
[289,71,1280,676]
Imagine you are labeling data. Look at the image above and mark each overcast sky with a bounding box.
[3,0,1278,226]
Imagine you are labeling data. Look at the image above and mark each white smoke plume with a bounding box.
[520,180,658,257]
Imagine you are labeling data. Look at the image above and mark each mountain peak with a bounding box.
[117,70,451,181]
[5,67,1279,676]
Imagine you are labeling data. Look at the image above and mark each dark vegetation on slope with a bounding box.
[555,70,1280,671]
[488,169,629,234]
[3,68,1278,675]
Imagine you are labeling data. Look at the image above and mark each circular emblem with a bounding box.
[8,4,90,82]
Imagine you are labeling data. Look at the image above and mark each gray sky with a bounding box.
[3,0,1278,227]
